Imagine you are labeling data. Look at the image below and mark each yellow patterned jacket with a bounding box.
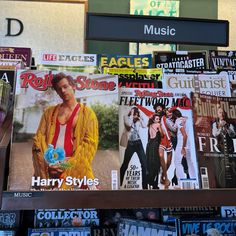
[32,103,99,189]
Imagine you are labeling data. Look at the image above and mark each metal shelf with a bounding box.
[2,189,236,210]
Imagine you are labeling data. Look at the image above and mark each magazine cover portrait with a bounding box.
[119,88,199,190]
[8,70,119,191]
[192,93,236,189]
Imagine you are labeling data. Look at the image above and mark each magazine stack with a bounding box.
[1,47,236,235]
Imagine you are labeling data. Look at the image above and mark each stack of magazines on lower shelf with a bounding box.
[0,205,236,235]
[0,210,21,236]
[6,67,236,192]
[24,207,236,235]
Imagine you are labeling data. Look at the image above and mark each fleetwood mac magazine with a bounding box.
[119,88,199,190]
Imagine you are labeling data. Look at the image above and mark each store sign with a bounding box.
[5,18,24,36]
[86,13,229,46]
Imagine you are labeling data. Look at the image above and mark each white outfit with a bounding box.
[55,124,66,149]
[174,117,196,180]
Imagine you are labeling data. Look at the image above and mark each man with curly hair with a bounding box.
[32,72,99,190]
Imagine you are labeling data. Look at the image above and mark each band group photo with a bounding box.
[119,98,198,190]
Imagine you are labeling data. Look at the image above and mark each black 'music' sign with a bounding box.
[86,13,229,46]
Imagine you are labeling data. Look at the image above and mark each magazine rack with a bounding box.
[1,189,236,210]
[0,118,236,210]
